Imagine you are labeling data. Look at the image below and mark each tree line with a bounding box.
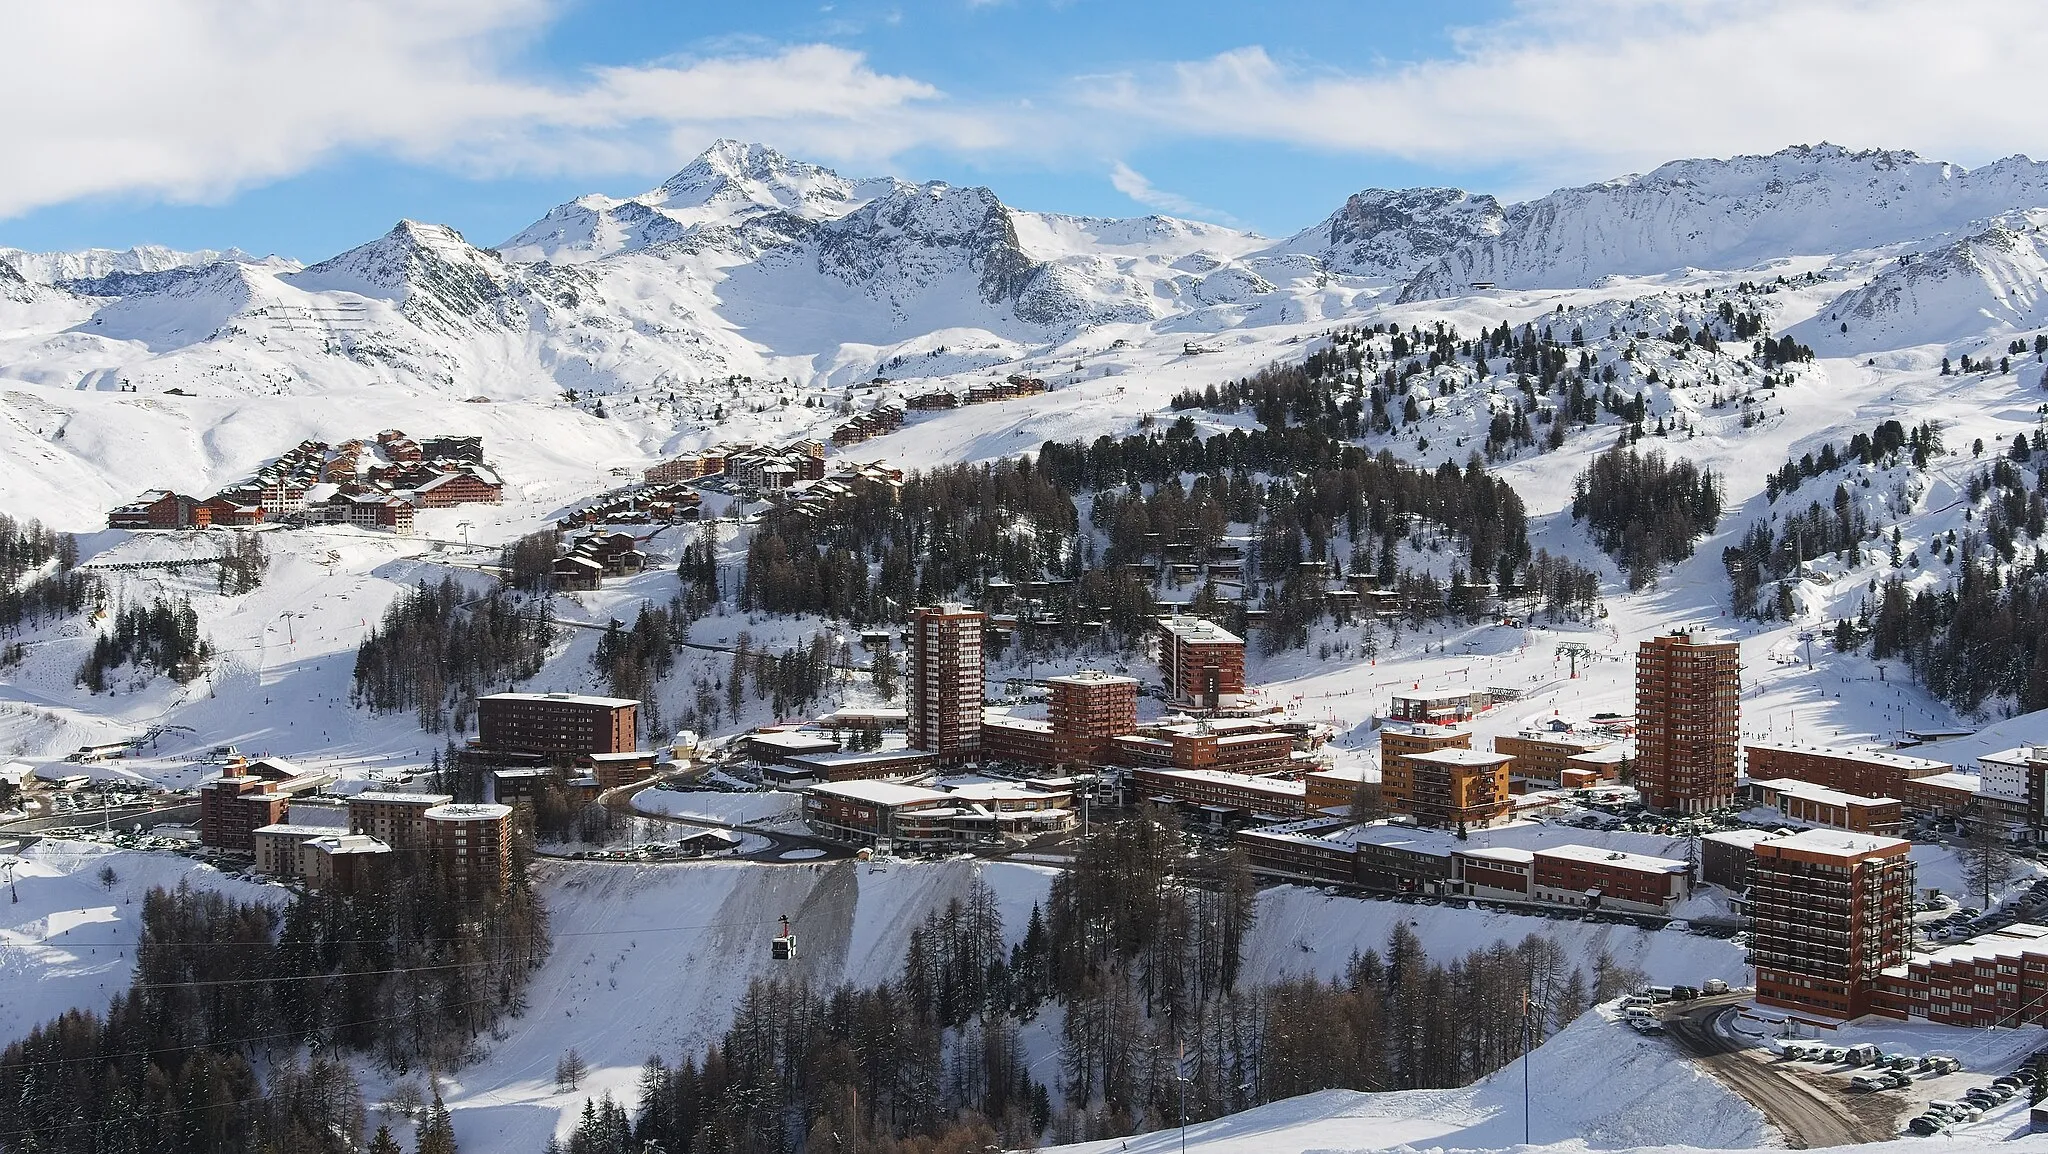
[352,577,560,733]
[1571,444,1722,590]
[546,808,1643,1153]
[0,852,548,1154]
[76,595,209,691]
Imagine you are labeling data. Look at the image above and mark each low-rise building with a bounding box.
[802,780,955,846]
[1494,728,1612,786]
[254,824,391,891]
[1304,765,1371,813]
[1127,766,1306,819]
[1699,827,1777,890]
[1744,778,1907,835]
[1873,923,2048,1027]
[1389,688,1493,725]
[982,714,1058,767]
[1742,741,1951,800]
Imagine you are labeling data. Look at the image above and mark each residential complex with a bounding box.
[426,803,515,894]
[909,605,985,765]
[1045,670,1140,766]
[1746,829,1914,1021]
[1157,616,1245,710]
[1386,747,1513,830]
[476,692,639,756]
[1741,741,1951,799]
[1635,631,1740,813]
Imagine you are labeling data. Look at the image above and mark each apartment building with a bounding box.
[1873,923,2048,1027]
[477,692,639,756]
[1742,741,1951,799]
[1128,766,1307,819]
[1635,631,1741,813]
[1386,747,1514,830]
[1046,670,1140,765]
[1493,728,1613,786]
[425,803,514,894]
[253,824,391,892]
[909,605,985,766]
[347,791,455,848]
[1747,829,1914,1021]
[1157,616,1245,709]
[1450,844,1691,915]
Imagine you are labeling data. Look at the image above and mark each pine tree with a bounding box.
[415,1094,458,1154]
[369,1125,402,1154]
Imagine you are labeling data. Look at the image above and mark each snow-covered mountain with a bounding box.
[1799,210,2048,350]
[15,140,2048,417]
[1399,144,2048,300]
[1266,186,1507,279]
[0,243,278,286]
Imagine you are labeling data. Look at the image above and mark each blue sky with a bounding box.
[3,0,2042,262]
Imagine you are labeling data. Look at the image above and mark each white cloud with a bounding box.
[1108,162,1242,226]
[9,0,2048,224]
[0,0,1004,218]
[1081,0,2048,194]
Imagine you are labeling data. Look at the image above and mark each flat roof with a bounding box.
[1306,765,1371,783]
[1890,923,2048,973]
[1757,828,1910,858]
[807,779,952,806]
[479,691,640,708]
[425,803,512,821]
[350,791,454,805]
[1157,616,1243,645]
[749,730,842,751]
[251,823,335,837]
[1910,771,1982,794]
[1752,778,1900,808]
[309,834,391,855]
[1744,740,1951,772]
[1701,828,1779,848]
[1045,670,1139,687]
[983,714,1054,734]
[1460,846,1536,865]
[1131,766,1305,795]
[1407,748,1513,767]
[1534,843,1689,874]
[789,748,934,768]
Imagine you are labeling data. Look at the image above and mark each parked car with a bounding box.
[1825,1047,1849,1063]
[1849,1075,1888,1093]
[1882,1071,1912,1089]
[1702,977,1730,995]
[1907,1115,1943,1136]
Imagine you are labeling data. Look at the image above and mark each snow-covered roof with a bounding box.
[1131,766,1305,794]
[1534,843,1689,874]
[1406,747,1512,767]
[1157,616,1242,645]
[251,823,335,837]
[481,691,639,707]
[1045,670,1139,688]
[1460,846,1536,865]
[350,791,454,806]
[806,780,952,806]
[1757,828,1910,859]
[1751,778,1900,808]
[425,803,512,821]
[1744,740,1950,772]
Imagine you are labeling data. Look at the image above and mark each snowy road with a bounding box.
[1664,1002,1900,1148]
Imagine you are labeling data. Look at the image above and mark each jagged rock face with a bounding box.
[0,256,35,304]
[1398,144,2048,301]
[289,221,533,333]
[1279,187,1507,278]
[815,183,1043,308]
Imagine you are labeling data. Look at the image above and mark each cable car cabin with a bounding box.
[771,914,797,961]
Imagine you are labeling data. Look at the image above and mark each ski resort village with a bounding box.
[19,10,2048,1152]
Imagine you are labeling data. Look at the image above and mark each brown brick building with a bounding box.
[1636,631,1740,813]
[1493,729,1612,786]
[910,605,985,765]
[1873,924,2048,1026]
[1748,829,1914,1021]
[477,692,639,756]
[1157,616,1245,709]
[425,803,513,893]
[1742,741,1950,799]
[1046,670,1139,766]
[1128,766,1306,818]
[347,791,454,848]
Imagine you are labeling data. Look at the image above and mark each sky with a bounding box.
[6,0,2048,263]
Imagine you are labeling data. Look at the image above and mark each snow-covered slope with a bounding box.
[1263,186,1507,279]
[1400,144,2048,300]
[1800,210,2048,350]
[0,243,277,286]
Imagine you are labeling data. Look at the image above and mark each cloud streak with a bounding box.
[1107,162,1242,226]
[9,0,2048,221]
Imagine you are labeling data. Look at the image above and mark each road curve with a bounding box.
[1663,1002,1900,1149]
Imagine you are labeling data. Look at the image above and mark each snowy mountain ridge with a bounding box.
[1399,143,2048,300]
